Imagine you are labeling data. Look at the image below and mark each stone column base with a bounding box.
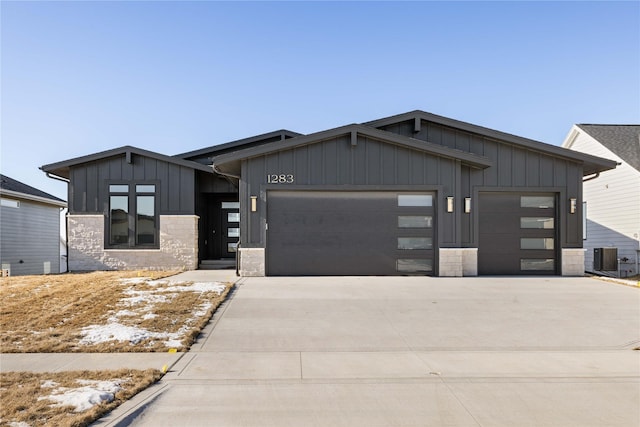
[561,248,586,276]
[239,248,265,276]
[438,248,478,277]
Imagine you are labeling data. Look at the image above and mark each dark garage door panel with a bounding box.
[478,193,557,275]
[266,191,434,276]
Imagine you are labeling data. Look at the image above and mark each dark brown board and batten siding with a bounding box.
[240,134,458,248]
[379,120,584,248]
[69,154,196,215]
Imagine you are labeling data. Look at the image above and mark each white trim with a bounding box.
[0,189,66,208]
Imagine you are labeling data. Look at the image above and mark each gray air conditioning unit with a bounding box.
[594,248,618,271]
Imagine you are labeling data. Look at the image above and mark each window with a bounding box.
[520,238,554,250]
[398,237,432,250]
[520,259,555,271]
[520,196,554,208]
[520,217,554,229]
[1,199,20,208]
[398,216,432,228]
[108,183,158,248]
[397,259,433,273]
[398,194,433,207]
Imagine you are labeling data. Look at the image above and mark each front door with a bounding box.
[207,196,239,259]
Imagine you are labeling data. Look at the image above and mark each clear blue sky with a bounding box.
[2,1,639,200]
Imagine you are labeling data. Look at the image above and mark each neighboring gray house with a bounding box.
[0,175,67,276]
[42,110,617,277]
[562,125,640,277]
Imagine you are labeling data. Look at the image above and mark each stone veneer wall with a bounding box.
[239,248,265,276]
[561,248,586,276]
[68,214,198,271]
[438,248,478,277]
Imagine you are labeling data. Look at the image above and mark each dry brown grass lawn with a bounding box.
[0,369,162,427]
[0,271,233,352]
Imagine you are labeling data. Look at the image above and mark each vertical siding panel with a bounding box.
[354,136,367,184]
[86,164,98,212]
[396,147,411,184]
[144,158,157,180]
[335,135,351,184]
[381,144,396,185]
[425,155,439,184]
[167,164,180,212]
[98,162,109,213]
[461,165,472,245]
[456,132,470,152]
[470,135,484,156]
[526,151,540,187]
[498,143,513,187]
[133,156,145,180]
[109,158,121,180]
[483,141,498,186]
[367,138,381,184]
[410,152,424,184]
[157,161,169,213]
[440,159,455,245]
[308,143,323,185]
[428,124,443,145]
[179,168,194,213]
[553,158,567,187]
[565,162,581,246]
[539,157,554,187]
[122,157,133,180]
[321,137,337,185]
[293,146,308,185]
[442,128,456,149]
[512,147,527,186]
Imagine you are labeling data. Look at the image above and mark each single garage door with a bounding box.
[478,192,558,275]
[266,191,435,276]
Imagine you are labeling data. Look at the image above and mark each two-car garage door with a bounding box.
[266,191,435,276]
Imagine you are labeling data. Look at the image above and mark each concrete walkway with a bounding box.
[92,275,640,427]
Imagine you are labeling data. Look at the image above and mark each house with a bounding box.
[562,124,640,277]
[0,175,67,276]
[41,110,617,277]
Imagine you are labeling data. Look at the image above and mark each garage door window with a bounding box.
[520,238,554,250]
[398,216,432,228]
[521,259,555,271]
[398,195,433,206]
[397,259,432,273]
[398,237,432,250]
[521,217,554,229]
[520,196,554,208]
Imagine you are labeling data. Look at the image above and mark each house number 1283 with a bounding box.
[267,174,294,184]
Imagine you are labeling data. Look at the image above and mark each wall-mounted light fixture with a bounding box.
[250,196,258,212]
[570,198,577,214]
[464,197,471,214]
[447,197,454,213]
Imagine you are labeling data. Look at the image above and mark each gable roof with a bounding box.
[576,125,640,172]
[366,110,617,176]
[175,129,302,161]
[41,145,214,179]
[1,175,66,206]
[212,123,493,175]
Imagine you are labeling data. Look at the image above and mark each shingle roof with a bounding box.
[0,174,66,204]
[577,125,640,172]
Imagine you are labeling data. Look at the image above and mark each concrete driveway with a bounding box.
[98,276,640,427]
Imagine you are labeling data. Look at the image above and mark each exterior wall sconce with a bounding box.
[570,198,577,214]
[250,196,258,212]
[464,197,471,214]
[446,197,454,213]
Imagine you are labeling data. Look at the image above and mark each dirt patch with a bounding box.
[0,369,162,427]
[0,271,233,352]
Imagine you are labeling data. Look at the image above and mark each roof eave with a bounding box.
[0,188,67,207]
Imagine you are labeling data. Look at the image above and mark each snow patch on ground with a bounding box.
[39,379,124,412]
[78,279,226,348]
